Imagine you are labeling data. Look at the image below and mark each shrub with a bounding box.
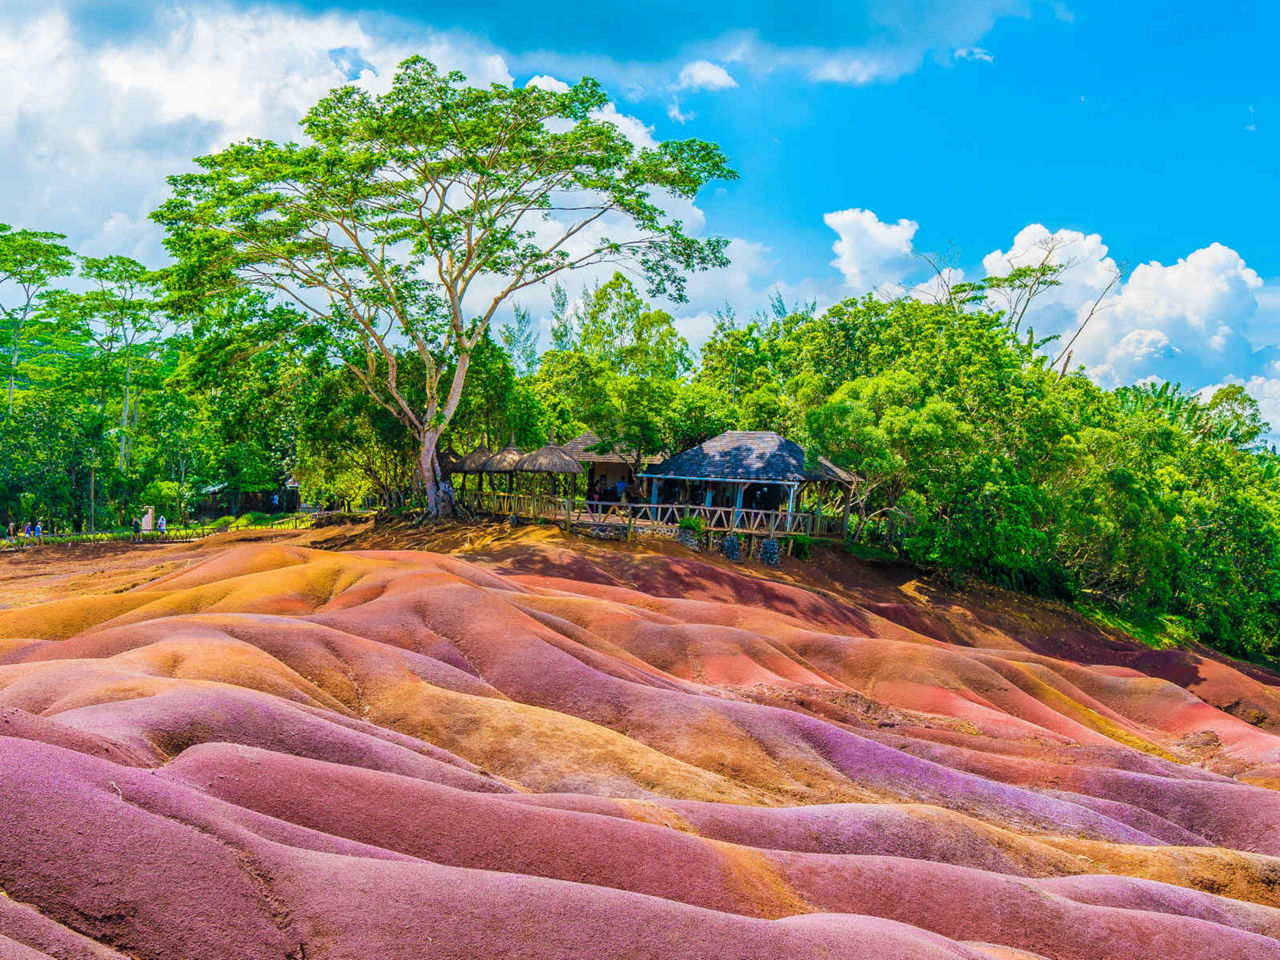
[677,514,705,533]
[788,533,817,560]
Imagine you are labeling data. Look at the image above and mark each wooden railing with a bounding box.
[0,512,319,552]
[456,490,847,539]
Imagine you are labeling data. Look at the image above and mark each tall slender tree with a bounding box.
[0,224,74,421]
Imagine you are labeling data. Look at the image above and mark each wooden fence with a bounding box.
[456,490,846,539]
[0,512,318,553]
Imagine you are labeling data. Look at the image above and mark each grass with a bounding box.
[1075,600,1198,651]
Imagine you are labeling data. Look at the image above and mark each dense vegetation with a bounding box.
[1,58,1276,662]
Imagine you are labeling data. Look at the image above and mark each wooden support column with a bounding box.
[733,483,745,530]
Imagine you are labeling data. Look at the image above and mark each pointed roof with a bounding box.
[516,444,583,474]
[457,444,492,472]
[642,431,813,483]
[480,441,524,473]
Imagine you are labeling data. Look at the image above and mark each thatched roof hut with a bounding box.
[643,431,812,484]
[436,445,462,475]
[456,444,492,473]
[515,440,583,475]
[480,442,524,473]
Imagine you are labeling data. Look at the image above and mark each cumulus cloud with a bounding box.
[0,3,512,262]
[817,211,1280,429]
[715,1,1026,86]
[987,224,1279,428]
[823,208,920,294]
[525,74,571,93]
[675,59,737,91]
[1075,243,1263,386]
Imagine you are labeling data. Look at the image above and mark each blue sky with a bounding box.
[3,0,1278,422]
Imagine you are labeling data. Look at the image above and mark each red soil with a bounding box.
[1,526,1278,958]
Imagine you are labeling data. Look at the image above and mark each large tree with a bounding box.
[153,56,735,513]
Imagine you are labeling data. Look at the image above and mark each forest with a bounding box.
[1,58,1277,662]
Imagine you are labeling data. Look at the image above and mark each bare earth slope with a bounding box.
[2,527,1279,959]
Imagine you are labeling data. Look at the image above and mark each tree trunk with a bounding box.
[7,339,18,420]
[119,357,132,471]
[418,426,442,517]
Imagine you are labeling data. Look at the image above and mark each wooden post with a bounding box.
[733,483,744,530]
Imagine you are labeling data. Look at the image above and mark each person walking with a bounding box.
[33,520,42,544]
[157,515,167,538]
[132,516,142,543]
[5,520,14,543]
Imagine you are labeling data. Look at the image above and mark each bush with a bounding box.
[677,514,705,533]
[788,533,817,560]
[207,515,236,530]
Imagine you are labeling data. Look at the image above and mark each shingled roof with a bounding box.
[643,431,817,484]
[562,431,659,466]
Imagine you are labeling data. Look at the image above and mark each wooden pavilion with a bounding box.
[639,430,855,534]
[454,429,854,540]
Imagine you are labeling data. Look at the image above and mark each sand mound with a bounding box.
[1,537,1279,958]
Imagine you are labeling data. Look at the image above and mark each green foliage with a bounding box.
[152,56,734,513]
[677,514,705,532]
[790,297,1280,661]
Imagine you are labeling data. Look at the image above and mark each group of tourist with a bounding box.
[5,519,46,544]
[588,477,633,503]
[3,514,170,547]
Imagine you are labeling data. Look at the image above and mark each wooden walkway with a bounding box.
[456,491,846,539]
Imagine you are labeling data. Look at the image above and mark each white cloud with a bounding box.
[591,101,659,151]
[714,1,1027,86]
[666,97,693,124]
[823,208,919,293]
[675,59,737,92]
[955,46,994,62]
[1079,243,1262,386]
[984,225,1278,417]
[526,74,571,93]
[0,3,512,264]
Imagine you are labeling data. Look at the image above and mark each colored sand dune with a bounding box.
[2,535,1280,959]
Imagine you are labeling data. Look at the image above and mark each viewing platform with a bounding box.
[455,490,847,539]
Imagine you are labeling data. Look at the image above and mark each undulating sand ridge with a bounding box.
[1,534,1279,959]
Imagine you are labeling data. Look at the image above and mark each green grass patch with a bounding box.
[1076,601,1198,651]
